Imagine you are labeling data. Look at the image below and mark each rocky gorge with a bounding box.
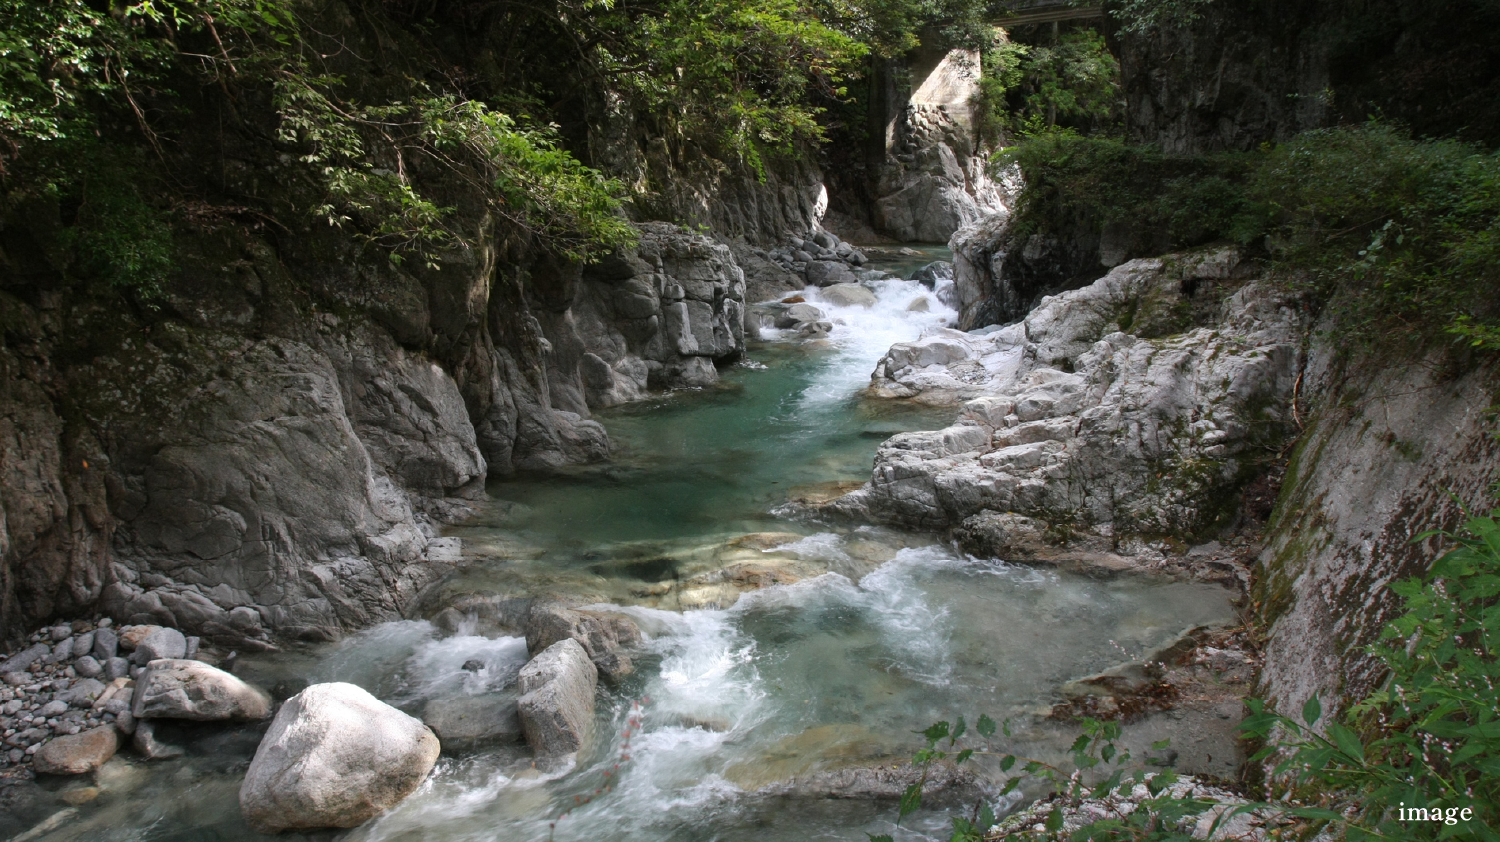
[1,0,1497,838]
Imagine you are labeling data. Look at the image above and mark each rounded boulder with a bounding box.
[239,682,439,832]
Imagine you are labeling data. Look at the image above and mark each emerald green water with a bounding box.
[28,256,1238,842]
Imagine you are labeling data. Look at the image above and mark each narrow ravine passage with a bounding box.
[42,250,1237,841]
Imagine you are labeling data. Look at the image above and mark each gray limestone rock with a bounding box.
[131,659,271,721]
[70,633,95,659]
[819,284,877,309]
[805,260,857,287]
[66,678,107,707]
[91,629,118,661]
[239,683,440,832]
[133,628,187,663]
[422,695,521,747]
[774,303,825,330]
[516,639,598,758]
[841,251,1304,544]
[0,644,50,674]
[523,603,643,682]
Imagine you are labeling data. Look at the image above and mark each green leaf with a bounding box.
[922,721,951,743]
[955,749,973,764]
[868,836,894,842]
[898,783,923,820]
[999,754,1016,772]
[1327,722,1366,763]
[951,716,967,743]
[977,714,997,738]
[1045,807,1064,832]
[1152,738,1172,750]
[1303,694,1323,726]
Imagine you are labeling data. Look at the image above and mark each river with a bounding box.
[31,247,1236,841]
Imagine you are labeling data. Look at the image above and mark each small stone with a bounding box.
[1,643,51,674]
[105,658,130,680]
[49,625,72,642]
[461,659,484,673]
[67,678,107,707]
[3,673,25,686]
[39,701,68,717]
[34,727,119,774]
[74,656,102,679]
[71,632,95,659]
[92,629,119,661]
[97,618,113,629]
[184,636,200,661]
[114,710,136,736]
[61,786,101,805]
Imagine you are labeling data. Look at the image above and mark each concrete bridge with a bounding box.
[992,1,1105,27]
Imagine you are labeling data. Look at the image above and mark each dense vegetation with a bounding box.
[0,0,1012,296]
[994,124,1500,351]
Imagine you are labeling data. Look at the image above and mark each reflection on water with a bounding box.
[28,252,1236,842]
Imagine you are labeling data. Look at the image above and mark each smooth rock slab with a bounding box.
[516,639,597,758]
[132,659,272,721]
[240,683,439,833]
[819,283,877,308]
[422,695,521,746]
[33,727,118,775]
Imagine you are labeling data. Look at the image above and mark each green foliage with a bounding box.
[974,29,1120,145]
[995,130,1253,247]
[1248,124,1500,351]
[2,0,634,274]
[1108,0,1218,34]
[59,159,176,300]
[994,123,1500,351]
[593,0,868,176]
[1239,512,1500,840]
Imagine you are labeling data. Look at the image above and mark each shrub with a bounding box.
[994,123,1500,352]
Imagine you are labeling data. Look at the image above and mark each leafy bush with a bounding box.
[1239,511,1500,840]
[974,29,1121,145]
[1247,124,1500,351]
[994,123,1500,352]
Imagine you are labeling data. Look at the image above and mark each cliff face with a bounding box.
[1109,0,1500,154]
[0,192,757,648]
[1109,0,1330,154]
[1255,347,1500,720]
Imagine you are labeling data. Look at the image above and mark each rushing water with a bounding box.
[26,247,1237,841]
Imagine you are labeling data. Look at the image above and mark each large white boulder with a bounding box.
[516,639,597,758]
[132,659,272,720]
[239,683,439,832]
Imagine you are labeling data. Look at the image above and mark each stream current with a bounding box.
[38,247,1237,841]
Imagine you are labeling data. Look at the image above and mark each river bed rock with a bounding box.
[831,251,1304,548]
[422,695,522,747]
[516,639,597,759]
[31,727,118,775]
[239,682,440,832]
[523,603,642,682]
[131,659,272,721]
